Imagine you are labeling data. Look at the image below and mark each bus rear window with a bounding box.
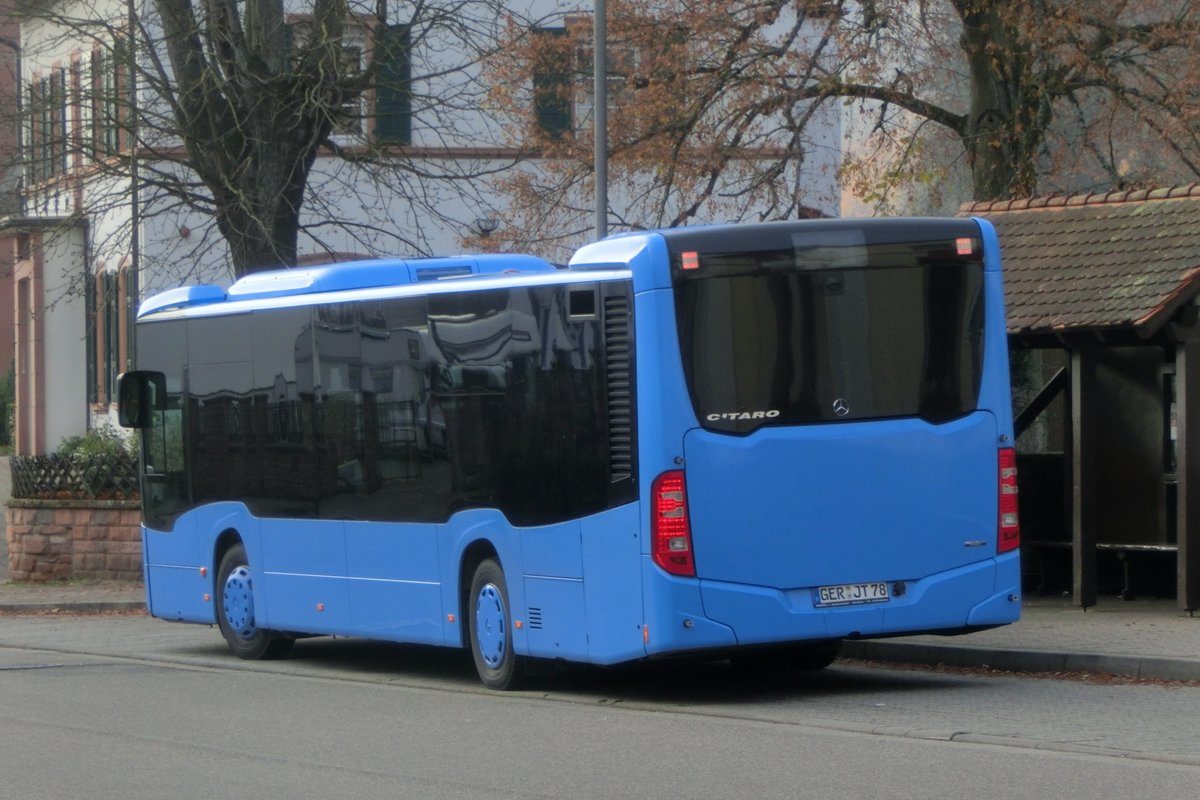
[673,235,985,434]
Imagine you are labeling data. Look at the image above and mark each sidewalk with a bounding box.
[843,597,1200,682]
[0,579,147,613]
[1,578,1198,681]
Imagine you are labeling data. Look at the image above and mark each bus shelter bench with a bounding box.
[1095,543,1178,601]
[1023,541,1177,600]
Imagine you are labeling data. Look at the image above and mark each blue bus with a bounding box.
[118,218,1020,689]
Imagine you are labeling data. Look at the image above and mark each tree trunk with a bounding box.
[156,0,344,275]
[956,1,1049,201]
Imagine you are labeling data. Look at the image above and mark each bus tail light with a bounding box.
[998,448,1020,553]
[652,470,695,577]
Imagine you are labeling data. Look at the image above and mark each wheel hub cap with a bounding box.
[475,583,506,669]
[223,565,257,640]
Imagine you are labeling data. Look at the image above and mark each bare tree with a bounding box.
[484,0,1200,256]
[16,0,526,278]
[842,0,1200,201]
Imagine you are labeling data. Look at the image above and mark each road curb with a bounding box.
[3,604,1199,683]
[0,602,147,614]
[843,639,1200,682]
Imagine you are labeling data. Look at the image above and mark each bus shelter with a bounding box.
[964,186,1200,612]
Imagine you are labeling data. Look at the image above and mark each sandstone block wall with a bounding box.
[5,501,142,582]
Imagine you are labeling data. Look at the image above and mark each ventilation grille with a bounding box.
[527,607,544,630]
[604,293,633,483]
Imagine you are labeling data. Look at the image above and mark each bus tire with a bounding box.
[786,640,842,671]
[468,558,524,690]
[216,543,293,660]
[731,640,841,674]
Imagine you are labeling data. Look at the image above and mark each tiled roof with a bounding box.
[960,185,1200,336]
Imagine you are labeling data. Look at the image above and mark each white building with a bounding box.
[10,0,844,453]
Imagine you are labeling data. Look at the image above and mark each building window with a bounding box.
[89,269,127,404]
[530,21,675,142]
[28,69,68,183]
[531,27,571,141]
[334,44,364,135]
[288,20,411,144]
[571,36,642,130]
[92,42,125,158]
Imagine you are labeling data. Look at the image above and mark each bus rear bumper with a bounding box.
[693,553,1021,648]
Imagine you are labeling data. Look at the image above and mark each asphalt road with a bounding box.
[2,614,1198,799]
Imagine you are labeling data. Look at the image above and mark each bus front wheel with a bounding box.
[468,559,524,690]
[216,543,293,660]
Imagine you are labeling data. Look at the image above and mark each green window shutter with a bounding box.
[85,267,97,404]
[533,27,571,140]
[109,36,126,153]
[375,23,412,145]
[105,271,121,403]
[55,68,68,175]
[27,81,41,183]
[39,77,53,179]
[280,20,294,56]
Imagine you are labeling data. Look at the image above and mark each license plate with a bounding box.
[814,582,890,608]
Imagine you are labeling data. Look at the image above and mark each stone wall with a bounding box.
[5,500,141,582]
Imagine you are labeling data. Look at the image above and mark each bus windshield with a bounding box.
[672,234,985,434]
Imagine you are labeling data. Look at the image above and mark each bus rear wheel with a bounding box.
[468,559,524,690]
[730,640,842,674]
[216,543,293,660]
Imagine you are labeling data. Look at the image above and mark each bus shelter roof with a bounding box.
[961,185,1200,339]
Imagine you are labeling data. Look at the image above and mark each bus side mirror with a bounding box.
[117,371,166,429]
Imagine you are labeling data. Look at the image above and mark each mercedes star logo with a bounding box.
[832,398,850,417]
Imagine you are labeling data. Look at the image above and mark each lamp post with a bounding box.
[125,0,139,370]
[593,0,607,241]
